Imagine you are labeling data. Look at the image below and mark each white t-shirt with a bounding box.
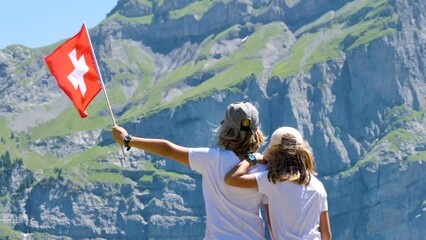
[189,147,268,240]
[254,172,328,240]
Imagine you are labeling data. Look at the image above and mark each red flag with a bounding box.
[45,24,102,118]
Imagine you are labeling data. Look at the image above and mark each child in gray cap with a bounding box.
[112,102,270,239]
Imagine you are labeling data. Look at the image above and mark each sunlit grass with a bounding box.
[0,222,21,239]
[170,0,216,20]
[105,11,153,25]
[271,0,398,79]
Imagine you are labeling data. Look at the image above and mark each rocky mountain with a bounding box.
[0,0,425,239]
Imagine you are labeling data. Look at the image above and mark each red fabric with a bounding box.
[45,24,102,118]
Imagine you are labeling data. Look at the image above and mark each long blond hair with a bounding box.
[265,130,317,185]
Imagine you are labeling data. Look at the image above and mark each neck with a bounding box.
[236,153,246,162]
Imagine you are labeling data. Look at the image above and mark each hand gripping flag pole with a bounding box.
[45,23,127,162]
[82,22,128,162]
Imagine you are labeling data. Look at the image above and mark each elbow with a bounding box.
[162,140,176,158]
[224,176,232,185]
[224,175,237,187]
[321,231,332,240]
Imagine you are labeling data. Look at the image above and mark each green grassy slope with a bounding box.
[0,222,22,239]
[272,0,397,78]
[340,107,426,177]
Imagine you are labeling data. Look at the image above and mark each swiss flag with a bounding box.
[45,24,102,118]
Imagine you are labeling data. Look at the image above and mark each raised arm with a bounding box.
[319,211,332,240]
[224,155,261,188]
[112,125,190,166]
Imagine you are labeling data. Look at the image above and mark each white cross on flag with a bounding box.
[45,24,102,118]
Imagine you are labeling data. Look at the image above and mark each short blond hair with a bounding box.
[216,124,266,155]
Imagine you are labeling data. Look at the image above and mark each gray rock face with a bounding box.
[325,161,426,239]
[102,0,353,53]
[29,130,102,158]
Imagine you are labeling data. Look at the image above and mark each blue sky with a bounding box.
[0,0,118,49]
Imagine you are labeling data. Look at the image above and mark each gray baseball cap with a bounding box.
[222,102,259,132]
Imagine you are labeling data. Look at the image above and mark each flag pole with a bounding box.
[83,22,127,162]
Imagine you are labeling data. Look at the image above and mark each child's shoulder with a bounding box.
[248,163,268,174]
[309,176,327,195]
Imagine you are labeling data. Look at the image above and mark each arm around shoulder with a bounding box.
[224,158,258,188]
